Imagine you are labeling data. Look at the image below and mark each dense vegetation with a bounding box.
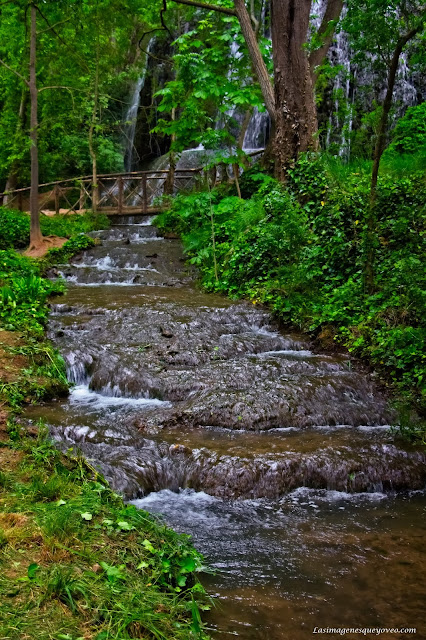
[156,145,426,435]
[0,212,108,336]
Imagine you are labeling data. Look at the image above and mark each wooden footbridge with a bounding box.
[0,168,203,215]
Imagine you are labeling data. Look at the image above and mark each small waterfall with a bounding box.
[123,76,145,172]
[243,109,269,151]
[123,39,154,172]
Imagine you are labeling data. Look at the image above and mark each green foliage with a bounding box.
[157,154,426,433]
[0,208,109,250]
[387,103,426,155]
[0,427,211,639]
[0,265,64,335]
[0,208,30,249]
[41,212,110,238]
[41,235,97,269]
[238,165,276,199]
[0,211,108,334]
[0,0,155,187]
[153,11,270,152]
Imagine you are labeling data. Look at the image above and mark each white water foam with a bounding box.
[70,384,171,409]
[256,349,313,358]
[283,487,388,504]
[131,489,221,524]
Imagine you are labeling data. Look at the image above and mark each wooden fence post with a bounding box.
[118,176,124,214]
[54,184,60,215]
[79,183,85,211]
[142,174,148,213]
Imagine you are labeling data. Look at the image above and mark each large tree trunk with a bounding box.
[270,0,318,180]
[29,4,42,248]
[171,0,342,179]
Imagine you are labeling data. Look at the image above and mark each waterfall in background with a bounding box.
[243,109,269,151]
[123,39,154,172]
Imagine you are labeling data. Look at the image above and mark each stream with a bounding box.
[26,215,426,639]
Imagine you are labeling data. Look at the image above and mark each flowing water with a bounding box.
[27,217,426,639]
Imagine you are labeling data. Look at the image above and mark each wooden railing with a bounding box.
[0,168,203,215]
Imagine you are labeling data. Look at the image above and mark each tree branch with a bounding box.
[38,85,76,108]
[249,0,259,34]
[0,58,29,86]
[37,18,71,36]
[170,0,237,17]
[34,4,68,49]
[308,0,344,82]
[160,0,173,38]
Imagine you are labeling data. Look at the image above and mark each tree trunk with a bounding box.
[171,0,341,180]
[233,0,275,121]
[3,90,28,206]
[164,107,176,195]
[270,0,318,181]
[365,27,421,292]
[29,4,42,248]
[89,39,100,212]
[88,96,99,211]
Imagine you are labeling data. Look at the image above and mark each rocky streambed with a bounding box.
[26,214,426,639]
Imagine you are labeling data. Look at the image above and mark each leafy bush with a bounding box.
[41,212,110,237]
[387,103,426,155]
[238,165,276,199]
[42,234,96,268]
[0,208,30,249]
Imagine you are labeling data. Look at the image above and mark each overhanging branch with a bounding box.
[0,58,29,86]
[170,0,237,17]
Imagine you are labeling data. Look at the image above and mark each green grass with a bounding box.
[0,424,211,640]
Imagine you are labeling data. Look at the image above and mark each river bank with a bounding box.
[0,214,210,640]
[21,212,426,638]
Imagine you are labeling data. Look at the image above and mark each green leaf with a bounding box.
[27,563,40,580]
[142,539,157,553]
[80,512,93,521]
[116,520,134,531]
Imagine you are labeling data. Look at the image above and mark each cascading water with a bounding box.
[123,39,155,172]
[28,215,426,637]
[123,75,145,172]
